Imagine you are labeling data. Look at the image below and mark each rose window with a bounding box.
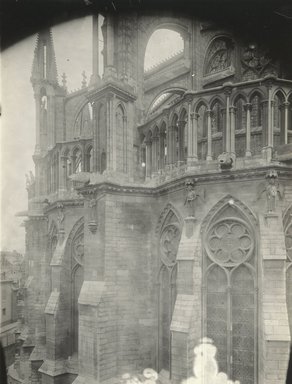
[160,224,181,266]
[285,220,292,262]
[206,219,254,266]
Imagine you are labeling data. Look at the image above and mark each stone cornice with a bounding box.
[77,165,292,198]
[44,199,84,214]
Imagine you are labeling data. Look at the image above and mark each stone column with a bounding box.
[244,103,252,157]
[59,155,67,193]
[168,126,176,165]
[224,88,232,153]
[229,106,236,155]
[187,102,193,160]
[261,100,269,148]
[152,135,159,173]
[177,120,186,163]
[206,109,213,160]
[146,139,152,178]
[92,15,100,83]
[220,107,226,150]
[192,113,199,161]
[34,94,41,154]
[159,132,166,170]
[283,101,289,144]
[270,100,274,148]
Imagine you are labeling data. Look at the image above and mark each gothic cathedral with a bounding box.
[9,10,292,384]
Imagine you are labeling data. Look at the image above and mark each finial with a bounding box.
[62,72,67,90]
[82,71,87,88]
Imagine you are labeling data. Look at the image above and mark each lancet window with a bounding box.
[70,223,84,354]
[157,209,181,373]
[203,202,257,384]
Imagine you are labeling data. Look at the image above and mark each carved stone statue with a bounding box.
[184,179,205,217]
[257,170,284,213]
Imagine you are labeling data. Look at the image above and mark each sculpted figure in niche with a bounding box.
[257,170,284,213]
[184,179,205,217]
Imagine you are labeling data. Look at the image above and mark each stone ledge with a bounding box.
[78,281,105,306]
[45,290,60,315]
[171,294,195,333]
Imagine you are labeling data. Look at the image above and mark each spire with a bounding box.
[31,28,58,85]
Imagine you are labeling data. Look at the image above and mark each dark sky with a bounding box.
[1,0,292,59]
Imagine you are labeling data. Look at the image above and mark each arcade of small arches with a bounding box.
[140,85,292,177]
[40,142,93,195]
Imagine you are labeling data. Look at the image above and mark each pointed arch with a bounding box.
[155,203,183,235]
[201,195,258,384]
[65,217,84,355]
[156,203,182,373]
[201,195,258,233]
[204,35,234,76]
[116,103,127,173]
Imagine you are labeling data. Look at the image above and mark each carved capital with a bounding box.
[244,103,252,112]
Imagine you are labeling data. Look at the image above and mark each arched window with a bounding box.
[288,94,292,144]
[97,103,107,173]
[234,97,246,131]
[73,103,93,139]
[197,104,208,160]
[72,147,82,174]
[159,122,167,170]
[273,91,286,147]
[204,37,233,76]
[203,201,257,384]
[85,146,93,172]
[152,126,159,173]
[71,225,84,354]
[144,29,184,73]
[211,100,224,159]
[234,96,247,157]
[250,93,262,128]
[116,105,127,173]
[157,209,181,373]
[178,109,187,163]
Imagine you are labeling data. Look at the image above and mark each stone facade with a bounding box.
[8,10,292,384]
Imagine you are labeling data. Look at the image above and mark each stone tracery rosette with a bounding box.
[159,223,181,267]
[205,219,254,267]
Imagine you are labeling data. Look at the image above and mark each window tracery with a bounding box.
[157,208,181,372]
[203,204,256,384]
[204,38,232,76]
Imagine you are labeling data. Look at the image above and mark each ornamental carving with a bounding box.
[184,179,205,218]
[204,38,232,76]
[257,170,284,213]
[160,223,181,266]
[73,232,84,266]
[205,219,254,267]
[241,45,279,77]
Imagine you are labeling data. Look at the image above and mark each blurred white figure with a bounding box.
[182,338,240,384]
[121,368,158,384]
